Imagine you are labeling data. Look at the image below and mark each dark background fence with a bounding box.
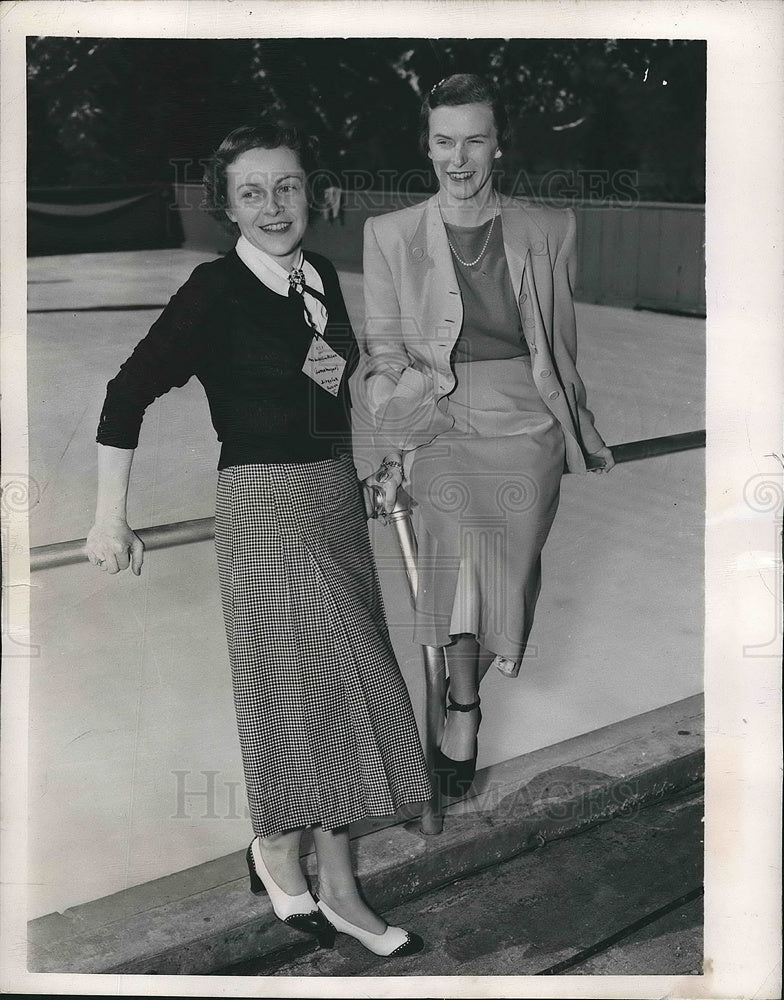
[27,185,182,255]
[28,185,705,316]
[27,37,706,313]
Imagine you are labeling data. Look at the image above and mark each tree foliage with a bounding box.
[27,36,705,201]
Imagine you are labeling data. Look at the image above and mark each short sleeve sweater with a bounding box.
[96,249,358,469]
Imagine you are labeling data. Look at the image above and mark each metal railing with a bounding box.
[28,427,705,835]
[29,430,704,573]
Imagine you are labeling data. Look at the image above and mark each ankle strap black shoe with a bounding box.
[446,693,481,714]
[433,688,482,799]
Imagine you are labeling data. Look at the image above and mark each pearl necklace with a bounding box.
[441,196,499,267]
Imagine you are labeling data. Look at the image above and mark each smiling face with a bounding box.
[224,145,308,269]
[427,102,501,203]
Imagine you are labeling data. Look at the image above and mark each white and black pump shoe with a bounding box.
[246,838,335,947]
[316,898,424,957]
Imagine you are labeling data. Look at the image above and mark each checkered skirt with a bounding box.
[215,455,432,838]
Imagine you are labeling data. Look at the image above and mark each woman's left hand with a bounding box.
[587,445,616,474]
[362,460,404,519]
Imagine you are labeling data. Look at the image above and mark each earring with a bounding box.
[494,149,502,159]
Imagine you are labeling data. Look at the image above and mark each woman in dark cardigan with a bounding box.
[86,122,430,958]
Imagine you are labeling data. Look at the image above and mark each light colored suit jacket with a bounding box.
[358,193,605,473]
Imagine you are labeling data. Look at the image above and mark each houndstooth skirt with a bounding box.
[214,454,432,838]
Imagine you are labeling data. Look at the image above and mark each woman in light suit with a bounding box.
[360,74,614,799]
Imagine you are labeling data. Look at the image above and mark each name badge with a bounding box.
[301,335,346,396]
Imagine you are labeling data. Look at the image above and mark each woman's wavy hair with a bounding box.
[202,120,323,225]
[418,73,510,156]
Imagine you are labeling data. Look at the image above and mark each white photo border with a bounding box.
[2,2,782,997]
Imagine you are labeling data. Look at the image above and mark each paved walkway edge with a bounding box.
[28,694,704,975]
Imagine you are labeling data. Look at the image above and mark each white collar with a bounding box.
[235,236,328,334]
[235,236,327,334]
[235,236,325,297]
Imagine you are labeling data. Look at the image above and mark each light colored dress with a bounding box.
[407,218,566,662]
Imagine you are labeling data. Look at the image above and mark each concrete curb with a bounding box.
[28,694,703,975]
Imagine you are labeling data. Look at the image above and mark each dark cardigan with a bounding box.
[96,249,359,469]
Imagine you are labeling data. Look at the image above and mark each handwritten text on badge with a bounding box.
[302,335,346,396]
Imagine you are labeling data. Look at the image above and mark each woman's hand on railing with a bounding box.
[362,455,404,520]
[86,517,145,575]
[586,445,616,474]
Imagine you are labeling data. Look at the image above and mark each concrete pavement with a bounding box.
[28,695,703,975]
[218,788,704,978]
[24,248,704,934]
